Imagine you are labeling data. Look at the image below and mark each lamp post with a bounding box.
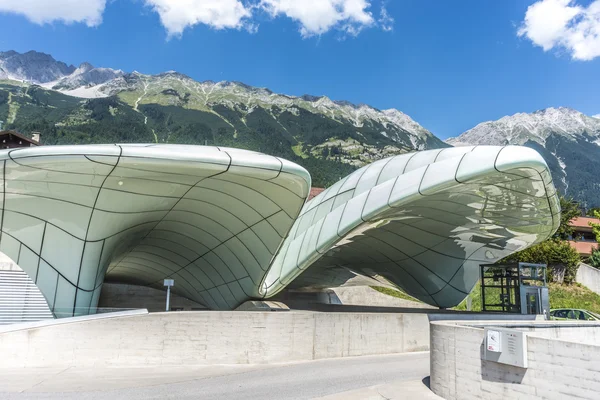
[164,279,174,311]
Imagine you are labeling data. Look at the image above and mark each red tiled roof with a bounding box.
[308,187,325,201]
[569,217,600,229]
[568,241,598,256]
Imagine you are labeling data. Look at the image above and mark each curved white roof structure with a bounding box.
[264,146,560,308]
[0,144,559,315]
[0,144,309,314]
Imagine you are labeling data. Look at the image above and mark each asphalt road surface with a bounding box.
[0,352,432,400]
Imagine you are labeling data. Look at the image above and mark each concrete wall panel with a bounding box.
[576,262,600,295]
[430,321,600,400]
[0,311,429,368]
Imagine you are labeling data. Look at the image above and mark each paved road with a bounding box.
[0,353,433,399]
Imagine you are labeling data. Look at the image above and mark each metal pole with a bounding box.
[166,285,171,312]
[480,265,486,312]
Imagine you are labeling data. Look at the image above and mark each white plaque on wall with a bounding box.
[484,327,528,368]
[487,330,502,352]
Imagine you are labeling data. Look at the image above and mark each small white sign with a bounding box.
[487,330,502,352]
[164,279,174,287]
[484,327,528,368]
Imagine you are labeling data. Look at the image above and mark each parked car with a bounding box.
[549,308,600,321]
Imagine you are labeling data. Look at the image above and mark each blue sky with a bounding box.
[0,0,598,139]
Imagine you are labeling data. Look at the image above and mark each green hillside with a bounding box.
[455,282,600,314]
[0,81,442,188]
[525,135,600,209]
[374,281,600,314]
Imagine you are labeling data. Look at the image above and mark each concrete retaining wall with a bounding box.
[273,286,431,310]
[99,283,206,312]
[332,286,434,308]
[576,263,600,295]
[430,321,600,400]
[0,311,429,368]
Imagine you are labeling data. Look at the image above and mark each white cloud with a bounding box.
[260,0,375,37]
[594,114,600,119]
[0,0,106,26]
[378,4,394,32]
[518,0,600,61]
[0,0,393,39]
[144,0,253,37]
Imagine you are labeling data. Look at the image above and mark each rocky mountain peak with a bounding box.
[0,49,449,154]
[446,107,600,147]
[446,107,600,208]
[0,50,76,83]
[75,62,95,74]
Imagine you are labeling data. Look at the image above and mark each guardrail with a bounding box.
[0,308,148,334]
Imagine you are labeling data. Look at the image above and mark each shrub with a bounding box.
[501,239,581,284]
[589,249,600,270]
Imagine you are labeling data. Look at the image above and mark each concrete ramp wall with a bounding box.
[0,311,430,368]
[576,263,600,294]
[430,320,600,400]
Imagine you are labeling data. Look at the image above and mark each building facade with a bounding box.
[568,217,600,257]
[0,130,40,149]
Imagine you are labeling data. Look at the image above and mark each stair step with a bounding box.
[0,269,54,325]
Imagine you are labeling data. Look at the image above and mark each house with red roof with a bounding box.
[568,217,600,257]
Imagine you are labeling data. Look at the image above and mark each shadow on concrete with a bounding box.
[422,376,431,388]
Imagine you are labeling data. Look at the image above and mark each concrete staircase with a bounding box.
[0,269,53,325]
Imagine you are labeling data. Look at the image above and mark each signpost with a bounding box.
[164,279,174,311]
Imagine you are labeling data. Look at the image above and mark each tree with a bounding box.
[588,249,600,270]
[589,210,600,244]
[501,239,581,284]
[555,196,581,240]
[587,207,600,217]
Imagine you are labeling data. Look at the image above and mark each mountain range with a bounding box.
[0,50,599,206]
[0,50,448,187]
[447,107,600,208]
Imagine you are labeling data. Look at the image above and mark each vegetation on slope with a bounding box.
[525,136,600,208]
[0,82,428,188]
[455,282,600,314]
[374,280,600,315]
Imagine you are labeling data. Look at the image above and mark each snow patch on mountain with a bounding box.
[446,107,600,147]
[81,71,443,149]
[0,50,447,151]
[550,148,568,192]
[50,61,124,91]
[60,85,111,99]
[446,107,600,206]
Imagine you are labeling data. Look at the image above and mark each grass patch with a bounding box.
[455,282,600,313]
[455,283,482,311]
[117,91,140,107]
[370,286,423,303]
[291,143,309,158]
[548,282,600,314]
